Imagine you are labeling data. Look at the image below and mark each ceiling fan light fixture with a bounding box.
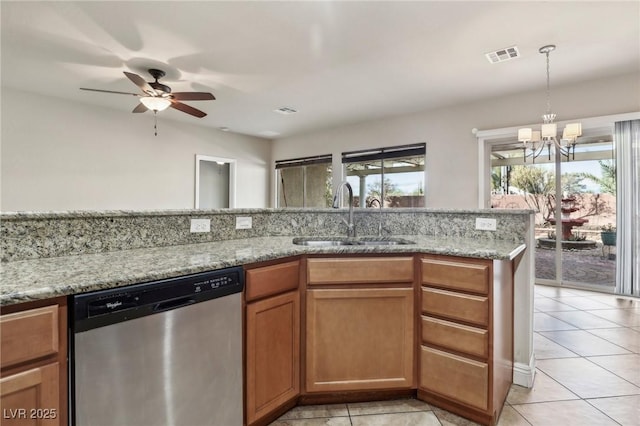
[81,69,213,125]
[140,96,171,111]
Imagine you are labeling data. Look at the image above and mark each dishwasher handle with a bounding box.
[153,296,196,313]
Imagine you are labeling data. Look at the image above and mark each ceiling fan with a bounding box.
[80,69,215,118]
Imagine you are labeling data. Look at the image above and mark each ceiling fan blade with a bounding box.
[170,101,207,118]
[132,103,148,113]
[80,88,140,96]
[172,92,215,101]
[123,71,157,96]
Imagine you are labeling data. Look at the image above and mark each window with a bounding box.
[276,154,332,207]
[342,144,425,208]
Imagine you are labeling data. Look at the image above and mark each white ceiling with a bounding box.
[2,1,639,139]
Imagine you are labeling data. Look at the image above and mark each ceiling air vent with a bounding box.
[485,46,520,64]
[274,107,298,115]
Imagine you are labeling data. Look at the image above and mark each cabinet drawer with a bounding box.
[420,346,488,410]
[1,305,59,368]
[245,260,300,302]
[421,316,488,359]
[307,257,414,285]
[421,258,489,294]
[421,287,488,327]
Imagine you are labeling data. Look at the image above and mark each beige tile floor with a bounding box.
[270,285,640,426]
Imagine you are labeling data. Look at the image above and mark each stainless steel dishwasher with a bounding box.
[71,267,244,426]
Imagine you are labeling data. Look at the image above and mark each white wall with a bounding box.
[4,72,638,212]
[1,88,270,211]
[272,72,640,208]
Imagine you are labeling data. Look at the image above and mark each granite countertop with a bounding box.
[0,235,525,306]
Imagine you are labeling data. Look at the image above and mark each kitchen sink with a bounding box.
[356,237,415,245]
[292,237,356,246]
[292,237,415,246]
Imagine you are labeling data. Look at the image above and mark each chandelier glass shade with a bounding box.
[140,96,172,112]
[518,45,582,162]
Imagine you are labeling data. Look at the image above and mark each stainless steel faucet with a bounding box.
[368,197,384,237]
[332,181,356,238]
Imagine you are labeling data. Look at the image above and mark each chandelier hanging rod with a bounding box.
[518,44,582,163]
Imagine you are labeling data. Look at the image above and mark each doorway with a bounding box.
[195,155,236,209]
[476,114,637,292]
[489,134,616,291]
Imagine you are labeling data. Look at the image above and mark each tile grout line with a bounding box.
[583,398,625,426]
[581,355,640,390]
[507,403,542,426]
[543,310,623,328]
[533,330,580,359]
[537,320,633,356]
[582,325,640,354]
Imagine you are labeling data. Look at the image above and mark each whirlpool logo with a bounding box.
[106,301,122,309]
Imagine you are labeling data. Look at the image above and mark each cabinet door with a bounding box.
[306,287,414,392]
[246,291,300,425]
[0,363,59,426]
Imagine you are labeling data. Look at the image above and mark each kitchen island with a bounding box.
[1,208,534,426]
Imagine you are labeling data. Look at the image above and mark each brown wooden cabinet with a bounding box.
[245,260,301,426]
[418,255,513,426]
[305,256,415,393]
[0,298,68,426]
[1,363,60,425]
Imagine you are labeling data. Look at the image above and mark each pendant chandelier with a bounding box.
[518,45,582,163]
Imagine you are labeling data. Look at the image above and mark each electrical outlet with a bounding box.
[190,218,211,233]
[235,216,252,230]
[475,218,497,231]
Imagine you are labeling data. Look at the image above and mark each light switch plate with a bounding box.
[236,216,252,230]
[475,217,497,231]
[190,218,211,233]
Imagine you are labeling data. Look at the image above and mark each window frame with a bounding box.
[341,143,426,208]
[275,154,333,208]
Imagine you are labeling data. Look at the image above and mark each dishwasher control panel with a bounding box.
[195,274,236,291]
[73,266,244,332]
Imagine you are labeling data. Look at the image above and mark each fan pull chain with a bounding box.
[154,111,158,136]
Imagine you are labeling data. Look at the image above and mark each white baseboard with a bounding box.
[513,354,536,388]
